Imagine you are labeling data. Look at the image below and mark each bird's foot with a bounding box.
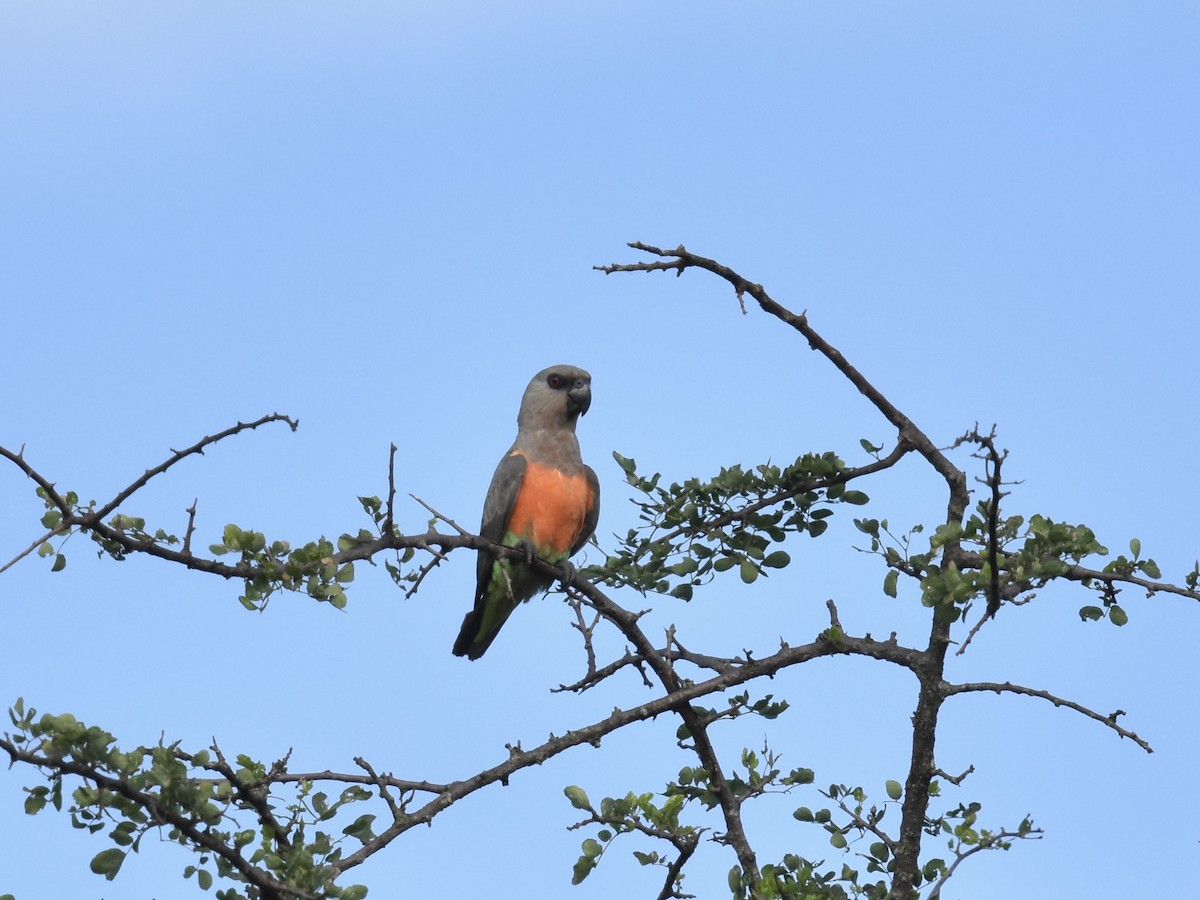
[515,539,537,566]
[559,560,577,586]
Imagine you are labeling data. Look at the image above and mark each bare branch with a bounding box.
[944,681,1153,753]
[0,526,62,575]
[599,243,965,502]
[932,764,975,786]
[385,443,398,536]
[409,493,470,536]
[92,413,299,524]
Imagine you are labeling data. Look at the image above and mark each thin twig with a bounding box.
[183,499,198,556]
[0,527,61,575]
[385,444,398,536]
[928,824,1043,898]
[409,494,470,536]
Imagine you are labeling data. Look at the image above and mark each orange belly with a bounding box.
[506,459,594,560]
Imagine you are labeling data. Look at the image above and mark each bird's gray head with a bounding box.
[517,365,592,431]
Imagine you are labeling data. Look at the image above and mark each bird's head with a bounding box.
[517,365,592,430]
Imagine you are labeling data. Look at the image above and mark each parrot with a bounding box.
[452,364,600,660]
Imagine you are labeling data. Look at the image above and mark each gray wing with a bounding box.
[475,451,527,592]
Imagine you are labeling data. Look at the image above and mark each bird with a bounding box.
[453,364,600,660]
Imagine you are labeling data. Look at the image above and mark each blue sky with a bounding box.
[1,3,1198,898]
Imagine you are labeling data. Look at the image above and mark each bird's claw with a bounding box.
[559,560,577,586]
[516,539,537,566]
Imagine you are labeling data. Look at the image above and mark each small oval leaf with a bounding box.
[563,785,591,811]
[90,848,126,880]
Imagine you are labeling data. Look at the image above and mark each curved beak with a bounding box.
[567,382,592,416]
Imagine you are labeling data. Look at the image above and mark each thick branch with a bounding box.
[333,594,919,873]
[599,242,974,899]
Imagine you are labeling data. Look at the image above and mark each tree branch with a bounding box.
[0,739,308,899]
[89,413,299,525]
[943,680,1153,753]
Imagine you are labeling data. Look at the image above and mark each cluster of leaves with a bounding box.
[5,699,372,899]
[209,525,355,611]
[564,693,807,896]
[205,496,420,610]
[32,482,421,613]
[744,781,1032,900]
[564,785,696,890]
[674,693,791,746]
[566,760,984,900]
[931,800,1037,861]
[35,486,180,569]
[855,501,1157,626]
[567,698,1039,900]
[350,495,418,592]
[1083,538,1164,625]
[594,451,867,600]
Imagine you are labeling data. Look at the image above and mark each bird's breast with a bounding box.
[507,460,594,560]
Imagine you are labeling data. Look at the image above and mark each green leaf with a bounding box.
[829,830,848,849]
[198,869,213,890]
[1139,559,1161,579]
[793,806,814,822]
[571,856,596,885]
[669,557,698,576]
[24,786,48,815]
[883,570,898,598]
[563,785,591,811]
[342,814,377,844]
[728,865,742,893]
[669,583,694,601]
[612,451,637,475]
[762,550,790,569]
[713,555,739,573]
[90,847,126,880]
[841,490,869,505]
[1109,605,1129,626]
[581,838,603,859]
[1129,537,1141,558]
[885,779,903,800]
[1079,605,1103,622]
[739,558,759,584]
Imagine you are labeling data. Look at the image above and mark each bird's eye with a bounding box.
[547,374,563,389]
